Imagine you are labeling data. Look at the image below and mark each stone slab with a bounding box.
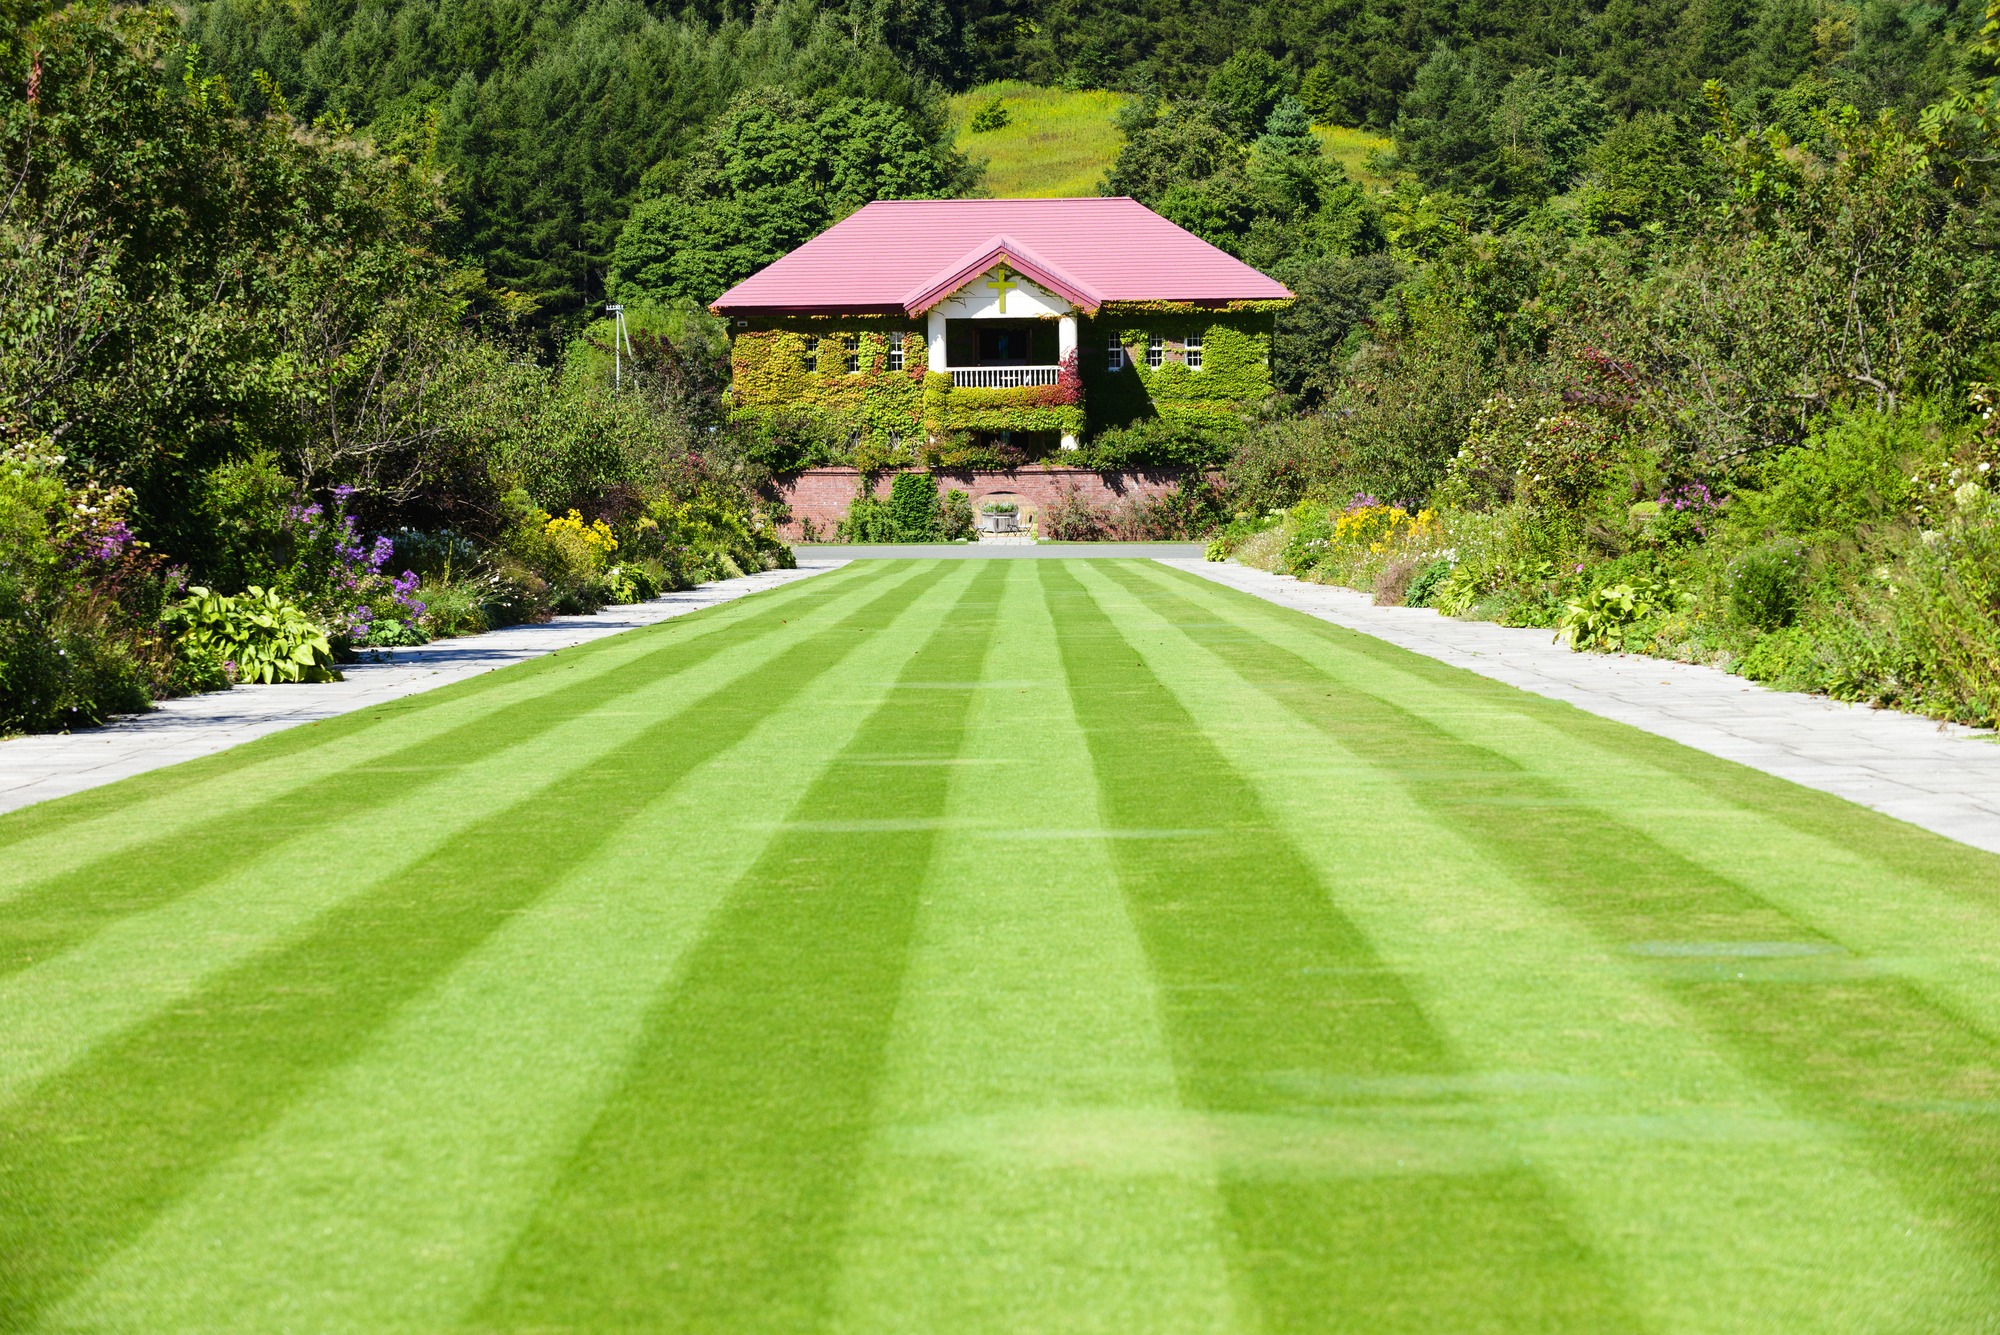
[0,563,843,817]
[1168,559,2000,856]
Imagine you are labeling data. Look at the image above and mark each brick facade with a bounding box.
[770,467,1192,541]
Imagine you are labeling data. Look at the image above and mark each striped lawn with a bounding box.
[2,559,1999,1332]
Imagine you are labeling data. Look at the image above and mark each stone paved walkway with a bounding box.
[1170,559,2000,856]
[0,562,839,816]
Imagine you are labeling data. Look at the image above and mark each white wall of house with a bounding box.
[921,265,1082,450]
[931,266,1072,322]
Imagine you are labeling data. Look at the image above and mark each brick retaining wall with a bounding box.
[769,467,1190,541]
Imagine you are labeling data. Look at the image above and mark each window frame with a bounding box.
[888,333,905,373]
[1185,332,1203,371]
[843,333,860,374]
[804,336,819,373]
[1106,334,1125,372]
[1145,334,1164,369]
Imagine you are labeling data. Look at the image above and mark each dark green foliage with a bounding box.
[1395,47,1502,200]
[1578,112,1720,233]
[940,487,975,539]
[1272,253,1404,403]
[1102,98,1384,271]
[1100,103,1247,213]
[888,471,942,541]
[968,97,1010,132]
[1205,49,1295,136]
[188,0,961,326]
[1727,540,1810,628]
[1490,70,1612,195]
[611,87,973,307]
[1078,417,1239,469]
[1405,557,1453,606]
[836,489,899,541]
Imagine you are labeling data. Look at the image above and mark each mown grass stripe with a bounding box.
[1150,562,2000,895]
[0,566,893,975]
[822,558,1242,1335]
[467,562,1010,1333]
[0,566,912,1114]
[1140,565,2000,1052]
[1095,562,1992,1326]
[0,563,873,877]
[1041,561,1636,1332]
[0,561,957,1330]
[48,578,961,1333]
[1109,559,2000,1297]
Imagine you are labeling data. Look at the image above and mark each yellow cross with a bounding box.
[984,264,1016,314]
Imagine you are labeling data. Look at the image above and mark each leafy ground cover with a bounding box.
[3,558,1999,1330]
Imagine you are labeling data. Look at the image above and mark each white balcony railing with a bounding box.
[949,365,1060,388]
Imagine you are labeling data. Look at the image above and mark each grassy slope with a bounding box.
[1314,123,1397,191]
[4,560,2000,1329]
[951,82,1133,198]
[950,82,1397,198]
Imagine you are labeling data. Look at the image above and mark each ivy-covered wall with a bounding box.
[728,322,930,463]
[727,304,1281,454]
[1079,307,1277,432]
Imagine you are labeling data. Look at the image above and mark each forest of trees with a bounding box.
[178,0,1981,326]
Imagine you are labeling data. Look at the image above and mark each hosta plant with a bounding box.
[169,587,340,684]
[1556,575,1683,652]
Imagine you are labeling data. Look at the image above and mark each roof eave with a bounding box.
[901,235,1103,318]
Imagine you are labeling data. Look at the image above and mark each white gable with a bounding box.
[932,265,1072,321]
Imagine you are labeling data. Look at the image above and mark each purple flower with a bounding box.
[391,569,426,618]
[368,536,394,573]
[333,484,357,504]
[1659,483,1717,512]
[90,520,133,562]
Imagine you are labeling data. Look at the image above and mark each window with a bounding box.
[804,336,819,373]
[888,333,905,372]
[1146,334,1164,369]
[843,333,860,374]
[1107,334,1125,372]
[1185,333,1203,370]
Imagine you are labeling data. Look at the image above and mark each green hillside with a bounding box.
[1313,124,1397,191]
[951,83,1133,198]
[950,82,1396,200]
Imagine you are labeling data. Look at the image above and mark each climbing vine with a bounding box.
[730,309,1278,464]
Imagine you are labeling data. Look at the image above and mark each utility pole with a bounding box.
[605,303,633,389]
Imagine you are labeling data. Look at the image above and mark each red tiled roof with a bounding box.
[710,198,1293,316]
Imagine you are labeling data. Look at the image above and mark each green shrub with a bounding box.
[837,490,899,542]
[1405,558,1454,607]
[941,489,975,541]
[968,98,1011,133]
[168,586,340,684]
[1079,418,1239,470]
[1556,575,1681,651]
[1738,408,1931,540]
[1727,540,1809,630]
[353,617,427,649]
[889,472,942,542]
[193,449,297,592]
